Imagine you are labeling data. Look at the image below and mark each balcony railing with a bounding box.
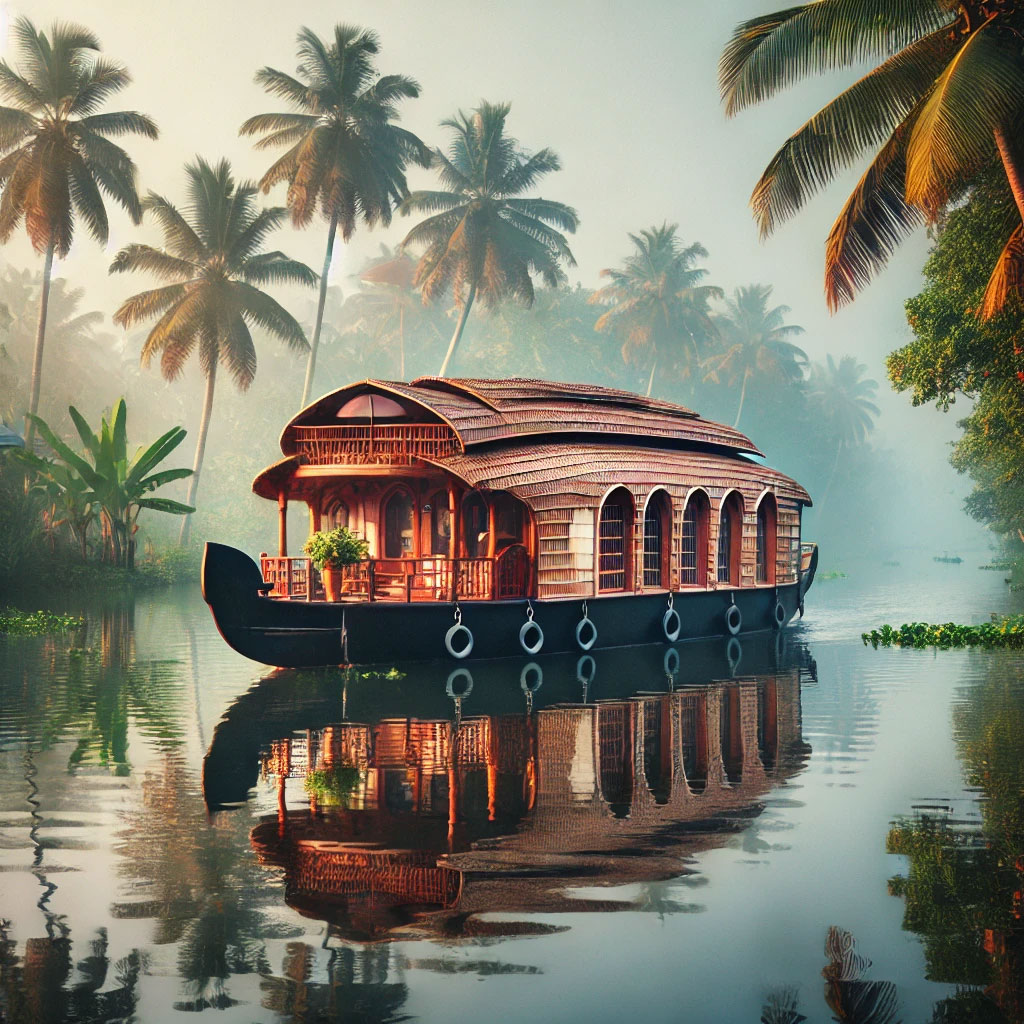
[293,424,460,466]
[260,545,529,603]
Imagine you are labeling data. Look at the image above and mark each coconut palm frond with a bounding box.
[979,222,1024,319]
[752,25,957,236]
[720,0,952,116]
[905,24,1024,217]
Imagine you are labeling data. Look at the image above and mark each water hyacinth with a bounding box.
[0,608,85,636]
[862,616,1024,650]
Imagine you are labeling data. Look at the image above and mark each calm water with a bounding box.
[1,556,1023,1023]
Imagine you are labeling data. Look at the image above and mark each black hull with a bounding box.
[202,542,816,669]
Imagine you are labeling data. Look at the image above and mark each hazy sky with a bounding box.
[4,0,987,550]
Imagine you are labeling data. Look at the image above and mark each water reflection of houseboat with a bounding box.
[202,378,817,666]
[205,641,814,942]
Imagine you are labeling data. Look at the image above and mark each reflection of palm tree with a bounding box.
[705,284,806,429]
[822,926,899,1024]
[400,101,578,377]
[807,355,880,511]
[590,224,721,397]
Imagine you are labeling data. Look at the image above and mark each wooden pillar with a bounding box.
[309,502,321,537]
[277,490,287,557]
[487,499,497,559]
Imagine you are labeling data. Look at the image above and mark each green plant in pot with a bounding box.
[304,762,362,810]
[303,526,369,601]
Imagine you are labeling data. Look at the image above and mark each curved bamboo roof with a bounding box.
[281,377,763,456]
[422,443,811,509]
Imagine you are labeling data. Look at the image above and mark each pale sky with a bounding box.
[3,0,987,550]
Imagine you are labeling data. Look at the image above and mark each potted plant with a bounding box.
[303,526,369,601]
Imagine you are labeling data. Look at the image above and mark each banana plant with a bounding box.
[24,399,194,567]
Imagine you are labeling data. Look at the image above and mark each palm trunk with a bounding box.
[399,306,405,380]
[179,361,217,546]
[438,280,476,377]
[733,373,749,429]
[646,358,657,397]
[301,210,340,408]
[25,242,55,447]
[995,126,1024,223]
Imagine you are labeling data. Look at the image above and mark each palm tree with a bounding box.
[110,158,315,544]
[400,101,579,376]
[719,2,1024,316]
[705,284,807,428]
[343,246,426,378]
[808,354,880,509]
[240,24,429,407]
[0,17,158,445]
[590,224,721,397]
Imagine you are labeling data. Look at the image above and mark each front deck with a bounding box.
[260,544,531,603]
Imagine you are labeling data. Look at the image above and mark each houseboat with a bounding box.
[202,377,817,667]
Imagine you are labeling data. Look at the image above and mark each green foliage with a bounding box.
[719,1,1024,312]
[0,607,84,635]
[15,399,194,568]
[303,763,362,807]
[303,527,368,570]
[863,615,1024,649]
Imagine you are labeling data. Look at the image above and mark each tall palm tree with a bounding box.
[400,101,579,376]
[808,354,880,509]
[110,158,315,543]
[0,17,158,445]
[590,224,721,397]
[342,246,432,378]
[705,284,807,428]
[240,24,429,407]
[719,2,1024,316]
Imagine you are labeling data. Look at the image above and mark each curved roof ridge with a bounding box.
[410,376,699,418]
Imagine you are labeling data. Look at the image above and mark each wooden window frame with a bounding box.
[642,490,671,589]
[598,487,635,593]
[755,493,778,585]
[717,492,743,587]
[680,491,710,587]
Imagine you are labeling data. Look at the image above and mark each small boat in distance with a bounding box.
[202,377,817,666]
[933,554,963,564]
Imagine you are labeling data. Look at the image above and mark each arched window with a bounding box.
[462,492,489,558]
[429,490,450,556]
[382,488,415,558]
[324,498,349,531]
[492,492,526,550]
[717,492,743,586]
[680,490,710,587]
[756,493,778,585]
[642,490,671,588]
[598,487,635,592]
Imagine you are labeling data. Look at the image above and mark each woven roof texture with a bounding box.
[424,442,810,508]
[284,377,762,455]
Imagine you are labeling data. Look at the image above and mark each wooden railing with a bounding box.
[260,555,316,600]
[292,424,460,465]
[260,545,530,602]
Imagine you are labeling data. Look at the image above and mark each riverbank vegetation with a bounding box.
[0,15,894,594]
[720,4,1024,581]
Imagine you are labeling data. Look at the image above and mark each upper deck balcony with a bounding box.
[293,424,460,466]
